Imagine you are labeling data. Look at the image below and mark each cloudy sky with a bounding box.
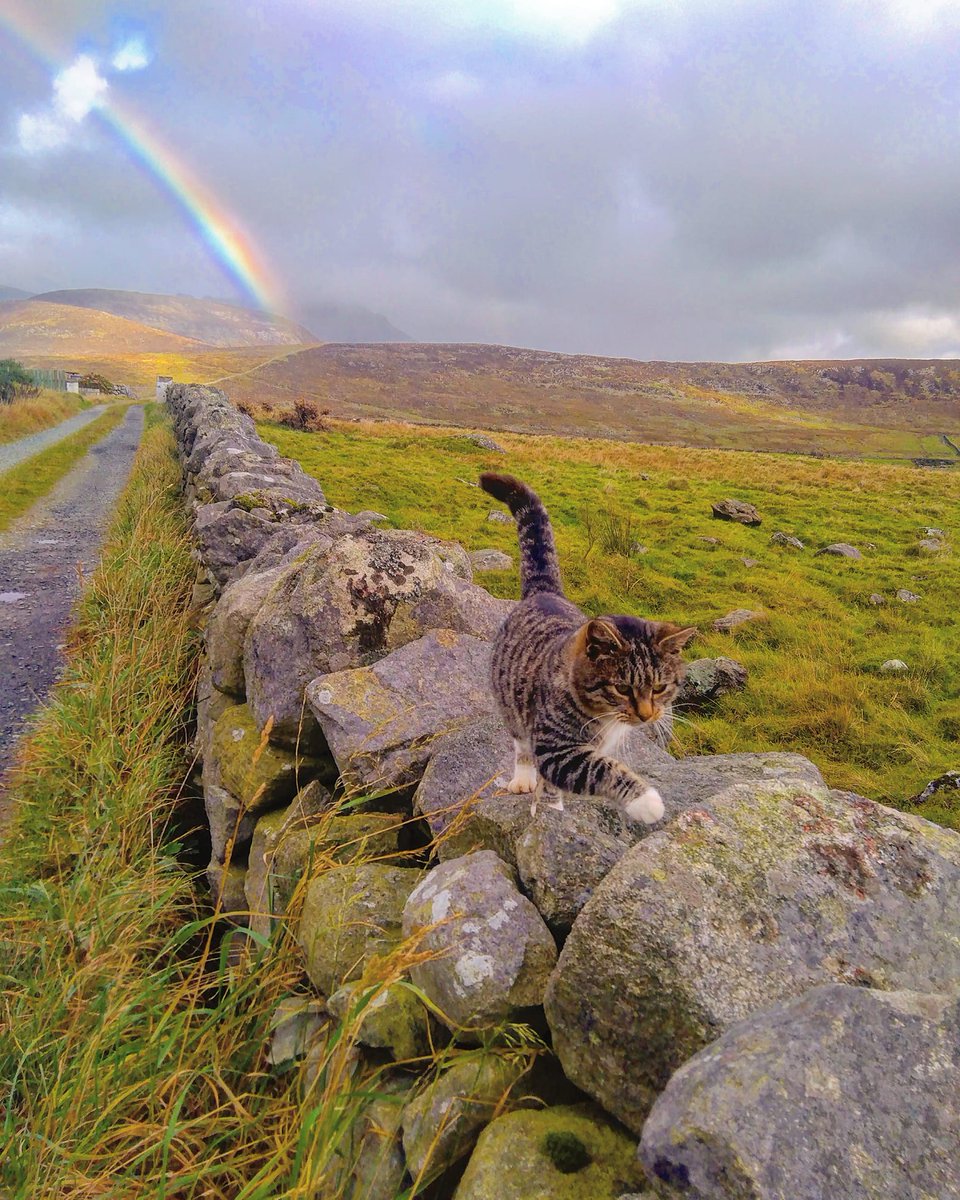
[2,0,960,359]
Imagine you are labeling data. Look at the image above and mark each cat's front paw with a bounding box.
[625,786,665,825]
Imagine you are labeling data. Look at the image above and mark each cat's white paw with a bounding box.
[504,765,537,794]
[625,786,665,824]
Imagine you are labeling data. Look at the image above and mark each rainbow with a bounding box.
[0,3,287,315]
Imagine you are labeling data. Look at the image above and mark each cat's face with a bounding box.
[571,616,696,725]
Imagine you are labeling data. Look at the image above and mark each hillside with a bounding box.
[0,300,208,356]
[34,288,314,348]
[227,342,960,461]
[0,285,30,303]
[296,299,411,342]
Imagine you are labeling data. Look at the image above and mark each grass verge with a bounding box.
[0,418,532,1196]
[0,405,127,533]
[0,390,92,446]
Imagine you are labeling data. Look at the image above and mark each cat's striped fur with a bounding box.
[480,472,696,822]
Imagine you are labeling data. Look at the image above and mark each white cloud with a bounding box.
[112,37,151,72]
[17,54,108,154]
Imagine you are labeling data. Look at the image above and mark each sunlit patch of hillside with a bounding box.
[18,346,306,392]
[262,418,960,821]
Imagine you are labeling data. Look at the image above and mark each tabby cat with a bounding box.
[480,472,696,822]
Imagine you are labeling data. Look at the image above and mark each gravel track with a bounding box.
[0,404,108,474]
[0,406,145,792]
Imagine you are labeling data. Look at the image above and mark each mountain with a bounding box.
[296,300,412,343]
[0,285,31,303]
[0,300,207,355]
[224,342,960,460]
[33,288,315,348]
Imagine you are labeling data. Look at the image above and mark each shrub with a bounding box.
[0,359,39,404]
[278,398,330,432]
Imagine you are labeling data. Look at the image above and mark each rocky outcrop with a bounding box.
[545,778,960,1133]
[640,984,960,1200]
[711,499,761,525]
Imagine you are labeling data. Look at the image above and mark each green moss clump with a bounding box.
[542,1131,591,1174]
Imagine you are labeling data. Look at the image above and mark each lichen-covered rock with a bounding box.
[206,859,248,922]
[195,504,286,588]
[711,608,763,632]
[403,851,557,1034]
[204,782,258,863]
[816,542,863,559]
[244,784,334,936]
[195,663,236,760]
[327,980,430,1061]
[401,1053,527,1183]
[770,531,804,549]
[267,996,327,1067]
[244,529,502,747]
[640,984,960,1200]
[546,779,960,1133]
[206,563,288,696]
[307,630,496,793]
[455,1104,646,1200]
[209,703,333,814]
[469,548,513,572]
[299,863,424,996]
[269,810,402,916]
[674,657,747,709]
[335,1084,412,1200]
[711,499,761,525]
[911,770,960,806]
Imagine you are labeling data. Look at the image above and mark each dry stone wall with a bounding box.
[169,384,960,1200]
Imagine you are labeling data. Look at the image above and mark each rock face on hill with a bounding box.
[167,381,960,1199]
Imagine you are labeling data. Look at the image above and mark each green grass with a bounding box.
[0,405,127,532]
[0,389,92,445]
[262,419,960,823]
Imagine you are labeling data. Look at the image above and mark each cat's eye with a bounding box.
[615,684,633,696]
[652,683,668,695]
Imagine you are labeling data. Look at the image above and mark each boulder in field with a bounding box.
[469,548,513,572]
[711,608,763,633]
[815,542,862,559]
[770,531,804,549]
[897,588,920,603]
[675,657,747,709]
[545,779,960,1133]
[403,850,557,1034]
[640,984,960,1200]
[306,630,496,794]
[911,770,960,806]
[455,1104,646,1200]
[881,658,909,673]
[711,499,761,525]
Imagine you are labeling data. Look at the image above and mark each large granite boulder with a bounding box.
[243,528,506,747]
[401,1053,528,1183]
[546,779,960,1133]
[307,630,496,793]
[208,703,334,816]
[455,1104,646,1200]
[298,863,424,996]
[402,851,557,1034]
[711,499,761,526]
[640,984,960,1200]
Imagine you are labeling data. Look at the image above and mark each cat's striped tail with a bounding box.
[479,472,562,598]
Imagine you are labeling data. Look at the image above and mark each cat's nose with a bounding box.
[636,697,656,721]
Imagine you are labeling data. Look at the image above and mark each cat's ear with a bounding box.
[654,622,698,654]
[584,618,626,660]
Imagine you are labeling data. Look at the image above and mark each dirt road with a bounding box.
[0,406,145,786]
[0,404,107,472]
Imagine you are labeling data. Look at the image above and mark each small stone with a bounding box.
[402,850,558,1034]
[925,527,945,538]
[740,557,758,568]
[698,536,720,545]
[711,499,761,525]
[298,863,424,995]
[454,1104,646,1199]
[881,659,909,673]
[770,531,804,549]
[897,588,920,603]
[469,548,513,572]
[267,996,327,1067]
[464,433,507,452]
[918,537,943,554]
[910,771,960,806]
[401,1053,527,1182]
[711,608,763,633]
[676,657,748,709]
[815,542,862,559]
[487,509,513,524]
[869,593,886,605]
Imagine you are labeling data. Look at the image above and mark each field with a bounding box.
[262,418,960,822]
[234,343,960,460]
